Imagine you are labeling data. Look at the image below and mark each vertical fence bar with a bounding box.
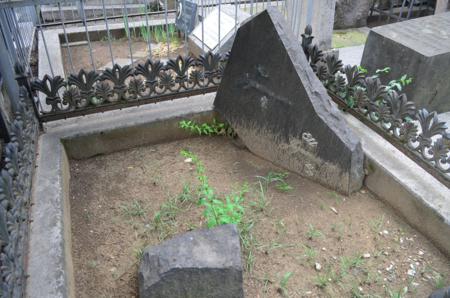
[58,2,75,74]
[164,0,170,56]
[123,0,134,66]
[218,0,221,49]
[34,4,55,76]
[7,9,28,68]
[201,0,205,51]
[80,0,96,71]
[306,0,313,26]
[234,0,238,32]
[143,0,152,59]
[101,0,115,66]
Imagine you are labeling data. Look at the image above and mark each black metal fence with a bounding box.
[301,25,450,187]
[0,84,39,297]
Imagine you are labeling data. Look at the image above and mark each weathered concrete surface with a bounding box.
[343,113,450,257]
[27,94,216,298]
[334,0,372,29]
[214,8,364,194]
[139,224,243,298]
[361,12,450,113]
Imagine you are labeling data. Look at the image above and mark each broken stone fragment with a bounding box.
[138,224,244,298]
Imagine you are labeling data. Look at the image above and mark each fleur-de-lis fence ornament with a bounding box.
[31,52,228,120]
[301,26,450,186]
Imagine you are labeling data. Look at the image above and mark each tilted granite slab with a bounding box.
[214,7,364,194]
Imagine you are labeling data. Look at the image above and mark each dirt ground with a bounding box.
[61,37,186,75]
[70,136,449,298]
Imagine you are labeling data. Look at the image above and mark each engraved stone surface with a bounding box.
[139,224,243,298]
[214,8,364,194]
[361,12,450,113]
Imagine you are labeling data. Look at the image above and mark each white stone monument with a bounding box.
[188,5,250,56]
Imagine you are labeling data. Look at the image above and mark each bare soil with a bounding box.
[70,137,450,298]
[61,38,186,75]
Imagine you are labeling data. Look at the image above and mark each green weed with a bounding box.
[180,150,245,228]
[179,119,235,137]
[121,200,145,218]
[306,224,323,240]
[278,272,293,297]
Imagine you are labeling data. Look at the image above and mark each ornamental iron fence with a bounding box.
[301,25,450,188]
[0,85,39,298]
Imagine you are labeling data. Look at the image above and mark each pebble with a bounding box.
[315,263,322,271]
[184,158,193,163]
[363,253,371,259]
[330,207,338,214]
[386,264,394,272]
[382,230,389,235]
[407,268,416,277]
[321,247,327,251]
[418,250,424,256]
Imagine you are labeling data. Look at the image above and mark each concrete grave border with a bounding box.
[28,94,450,297]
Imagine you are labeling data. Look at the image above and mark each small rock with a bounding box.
[407,268,416,277]
[382,230,389,235]
[363,253,371,259]
[315,263,322,271]
[184,158,193,163]
[418,250,424,256]
[330,207,338,214]
[321,247,327,251]
[386,264,394,272]
[305,291,312,295]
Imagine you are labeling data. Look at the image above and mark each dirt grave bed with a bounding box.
[61,37,186,75]
[70,136,449,298]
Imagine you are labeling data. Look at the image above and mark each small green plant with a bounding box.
[340,255,364,276]
[303,245,317,264]
[277,272,293,297]
[250,180,270,213]
[181,150,245,228]
[315,273,329,289]
[386,286,408,298]
[434,272,446,289]
[134,247,144,261]
[121,200,145,218]
[179,119,235,136]
[177,183,193,203]
[306,224,323,240]
[369,215,385,233]
[257,171,293,192]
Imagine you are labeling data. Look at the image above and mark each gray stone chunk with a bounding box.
[429,286,450,298]
[361,12,450,113]
[334,0,372,29]
[214,8,364,194]
[139,224,243,298]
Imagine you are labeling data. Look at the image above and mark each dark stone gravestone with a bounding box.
[139,224,243,298]
[214,7,364,194]
[175,0,198,34]
[361,12,450,113]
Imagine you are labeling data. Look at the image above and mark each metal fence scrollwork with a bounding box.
[32,51,229,122]
[301,25,450,187]
[0,87,39,298]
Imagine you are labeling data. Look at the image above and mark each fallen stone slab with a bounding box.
[214,7,364,194]
[361,12,450,113]
[139,224,244,298]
